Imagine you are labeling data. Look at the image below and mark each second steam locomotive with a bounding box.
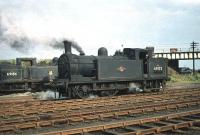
[0,58,58,92]
[56,41,168,98]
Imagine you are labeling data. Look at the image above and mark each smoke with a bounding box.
[34,90,59,100]
[3,35,32,53]
[49,39,64,50]
[89,94,98,99]
[71,40,85,55]
[128,83,143,93]
[0,13,33,53]
[0,16,6,37]
[50,38,85,55]
[0,11,85,56]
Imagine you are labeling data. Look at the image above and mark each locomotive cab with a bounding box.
[16,58,36,67]
[123,48,148,60]
[123,48,149,74]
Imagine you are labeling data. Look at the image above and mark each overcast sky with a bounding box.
[0,0,200,68]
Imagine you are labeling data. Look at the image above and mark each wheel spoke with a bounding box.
[75,85,90,99]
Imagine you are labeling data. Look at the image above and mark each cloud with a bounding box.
[0,0,199,59]
[174,0,200,5]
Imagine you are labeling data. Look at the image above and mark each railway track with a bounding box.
[40,109,200,135]
[0,88,200,134]
[0,98,200,132]
[1,88,200,118]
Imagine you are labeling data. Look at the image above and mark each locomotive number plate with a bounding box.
[7,72,18,76]
[153,65,163,73]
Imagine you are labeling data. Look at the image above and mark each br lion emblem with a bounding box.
[117,65,126,72]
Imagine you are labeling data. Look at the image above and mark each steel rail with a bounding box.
[1,88,199,110]
[0,88,199,106]
[1,90,200,118]
[0,98,200,132]
[39,109,200,135]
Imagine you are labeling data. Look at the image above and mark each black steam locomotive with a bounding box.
[56,41,168,98]
[0,40,168,98]
[0,58,58,93]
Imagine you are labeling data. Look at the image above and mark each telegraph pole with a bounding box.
[190,41,199,74]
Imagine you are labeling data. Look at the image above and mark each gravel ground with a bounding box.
[166,82,200,90]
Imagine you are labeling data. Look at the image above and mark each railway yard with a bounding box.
[0,84,200,135]
[1,0,200,134]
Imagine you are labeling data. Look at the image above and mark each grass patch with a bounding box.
[0,59,15,64]
[169,73,200,83]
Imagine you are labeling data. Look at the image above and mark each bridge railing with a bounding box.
[154,47,200,53]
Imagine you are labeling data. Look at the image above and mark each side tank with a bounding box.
[0,64,23,83]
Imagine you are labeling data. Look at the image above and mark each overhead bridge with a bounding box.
[154,51,200,60]
[153,49,200,72]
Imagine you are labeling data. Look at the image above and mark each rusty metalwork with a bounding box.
[1,88,200,118]
[40,109,200,135]
[0,89,199,133]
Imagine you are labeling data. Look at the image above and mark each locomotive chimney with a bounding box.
[80,52,85,56]
[63,40,72,54]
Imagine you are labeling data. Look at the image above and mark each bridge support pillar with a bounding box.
[168,60,179,72]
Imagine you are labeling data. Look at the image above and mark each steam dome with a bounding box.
[98,47,108,56]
